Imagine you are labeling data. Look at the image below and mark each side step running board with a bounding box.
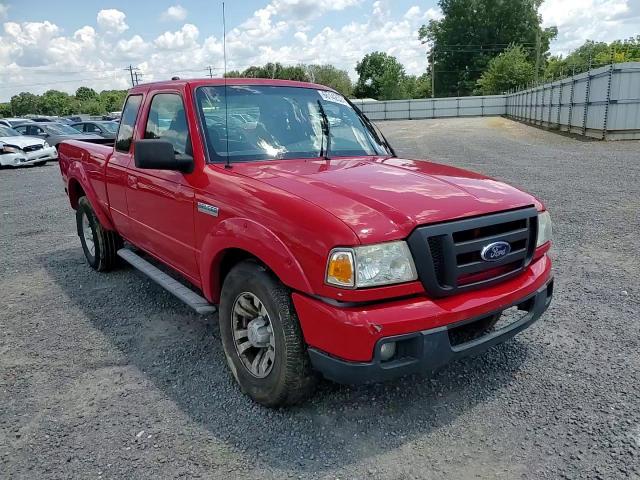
[117,248,217,315]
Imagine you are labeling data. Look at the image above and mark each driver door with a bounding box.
[125,92,199,283]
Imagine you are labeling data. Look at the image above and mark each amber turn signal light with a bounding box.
[326,250,355,287]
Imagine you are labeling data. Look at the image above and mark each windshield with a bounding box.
[45,123,82,135]
[0,125,21,137]
[195,85,390,162]
[101,122,119,133]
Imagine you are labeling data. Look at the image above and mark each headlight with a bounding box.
[536,211,552,247]
[326,241,418,288]
[1,145,21,154]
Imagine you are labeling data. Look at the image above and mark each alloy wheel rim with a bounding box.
[81,213,95,258]
[231,292,276,378]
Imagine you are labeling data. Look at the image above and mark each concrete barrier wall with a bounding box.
[351,62,640,140]
[505,62,640,140]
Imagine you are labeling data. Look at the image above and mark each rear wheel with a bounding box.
[219,261,316,407]
[76,196,122,271]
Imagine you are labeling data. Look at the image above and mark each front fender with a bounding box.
[200,218,312,303]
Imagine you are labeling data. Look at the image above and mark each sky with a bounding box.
[0,0,638,101]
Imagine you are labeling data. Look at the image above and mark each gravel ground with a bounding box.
[1,117,639,479]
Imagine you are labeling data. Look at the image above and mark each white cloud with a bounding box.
[541,0,636,55]
[0,1,637,101]
[161,5,187,21]
[154,24,199,50]
[97,9,129,35]
[0,3,9,19]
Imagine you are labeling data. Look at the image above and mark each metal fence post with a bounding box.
[456,97,460,117]
[408,99,412,120]
[567,76,576,133]
[601,62,615,140]
[582,71,592,137]
[548,84,554,127]
[384,101,387,121]
[481,95,485,117]
[557,80,564,129]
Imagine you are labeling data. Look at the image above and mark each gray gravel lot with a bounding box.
[1,117,639,479]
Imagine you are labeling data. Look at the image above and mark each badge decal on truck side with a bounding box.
[197,202,219,217]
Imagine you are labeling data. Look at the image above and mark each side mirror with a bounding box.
[133,139,194,173]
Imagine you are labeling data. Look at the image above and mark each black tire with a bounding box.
[219,261,317,407]
[76,196,122,271]
[34,161,46,167]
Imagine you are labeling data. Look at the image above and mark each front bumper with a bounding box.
[0,147,58,166]
[308,278,553,384]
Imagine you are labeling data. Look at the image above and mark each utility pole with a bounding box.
[431,48,435,98]
[133,71,143,86]
[124,65,139,87]
[205,66,214,78]
[534,31,541,84]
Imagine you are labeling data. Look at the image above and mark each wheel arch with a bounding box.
[66,170,115,231]
[200,218,313,304]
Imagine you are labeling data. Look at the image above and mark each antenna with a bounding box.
[222,2,231,169]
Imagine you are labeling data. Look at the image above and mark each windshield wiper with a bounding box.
[316,100,331,160]
[347,99,396,157]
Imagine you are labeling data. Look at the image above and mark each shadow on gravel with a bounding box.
[43,247,531,474]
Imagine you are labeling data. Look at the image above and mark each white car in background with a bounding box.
[0,125,58,167]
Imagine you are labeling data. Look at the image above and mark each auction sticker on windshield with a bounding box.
[318,90,349,106]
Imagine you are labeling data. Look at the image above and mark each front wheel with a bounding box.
[219,261,317,407]
[76,196,121,271]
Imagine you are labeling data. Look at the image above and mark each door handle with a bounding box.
[127,175,138,189]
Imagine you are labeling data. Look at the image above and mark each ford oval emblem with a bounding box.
[480,241,511,262]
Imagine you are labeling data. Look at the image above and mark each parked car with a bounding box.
[70,121,119,139]
[13,122,103,149]
[0,125,57,167]
[57,79,553,407]
[65,116,83,123]
[0,117,35,127]
[29,116,58,122]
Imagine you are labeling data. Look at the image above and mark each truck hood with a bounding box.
[231,157,542,242]
[0,136,45,148]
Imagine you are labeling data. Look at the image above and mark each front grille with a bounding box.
[407,207,538,298]
[23,144,44,153]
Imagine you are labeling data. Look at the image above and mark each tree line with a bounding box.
[2,0,639,117]
[0,88,127,118]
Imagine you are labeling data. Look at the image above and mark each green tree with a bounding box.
[475,45,535,94]
[98,90,128,112]
[10,92,41,116]
[402,73,432,98]
[306,64,353,96]
[0,102,13,117]
[238,63,310,81]
[420,0,557,96]
[39,90,71,115]
[75,86,98,102]
[354,52,407,100]
[543,36,640,80]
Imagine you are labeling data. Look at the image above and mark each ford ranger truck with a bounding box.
[58,79,554,407]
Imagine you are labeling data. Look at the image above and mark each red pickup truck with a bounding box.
[58,78,553,406]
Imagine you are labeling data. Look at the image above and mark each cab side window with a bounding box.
[144,94,191,155]
[115,95,143,152]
